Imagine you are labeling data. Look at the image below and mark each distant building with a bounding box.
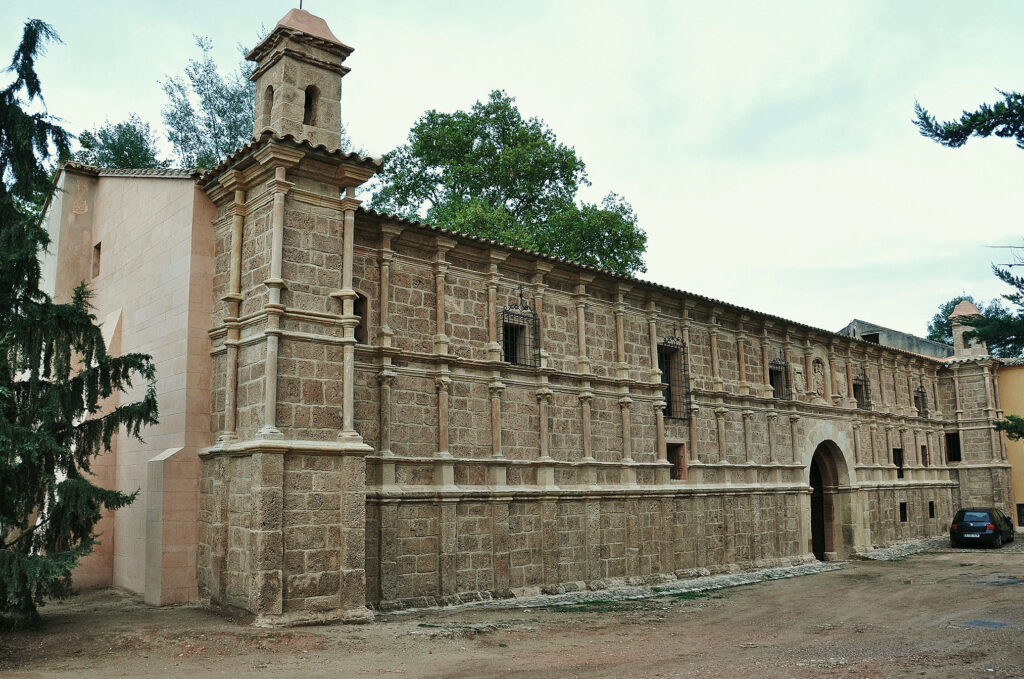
[837,319,953,359]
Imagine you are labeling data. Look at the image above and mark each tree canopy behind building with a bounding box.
[74,114,166,169]
[370,90,647,276]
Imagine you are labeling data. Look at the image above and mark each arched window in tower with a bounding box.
[303,85,319,126]
[262,86,274,129]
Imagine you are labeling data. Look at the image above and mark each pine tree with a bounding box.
[0,20,159,628]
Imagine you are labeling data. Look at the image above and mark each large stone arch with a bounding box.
[809,440,853,560]
[793,419,870,558]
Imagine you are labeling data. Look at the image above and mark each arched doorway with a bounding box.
[808,441,848,560]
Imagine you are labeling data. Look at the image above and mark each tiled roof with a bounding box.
[355,207,951,363]
[196,132,381,187]
[63,161,198,179]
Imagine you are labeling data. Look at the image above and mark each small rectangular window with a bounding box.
[501,290,540,367]
[928,501,935,519]
[899,502,908,522]
[893,448,904,479]
[667,443,686,481]
[945,432,962,463]
[768,356,791,400]
[658,344,686,419]
[861,332,880,344]
[1017,504,1024,526]
[913,386,928,418]
[852,374,871,410]
[920,445,929,467]
[92,242,101,278]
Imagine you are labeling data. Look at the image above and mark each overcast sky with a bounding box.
[3,1,1022,338]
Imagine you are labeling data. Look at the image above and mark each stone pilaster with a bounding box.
[376,224,404,347]
[486,251,508,362]
[378,369,397,487]
[257,167,292,440]
[336,189,362,443]
[741,410,753,462]
[714,406,727,462]
[433,374,454,488]
[432,237,457,356]
[574,275,593,374]
[488,380,506,486]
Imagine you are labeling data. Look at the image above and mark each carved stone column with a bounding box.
[869,423,878,465]
[741,410,753,462]
[537,387,556,487]
[803,339,814,400]
[486,251,508,362]
[432,238,456,356]
[620,396,635,484]
[488,380,506,486]
[827,345,840,404]
[767,411,778,463]
[336,187,362,443]
[851,421,861,465]
[760,333,771,397]
[846,349,856,408]
[647,301,661,382]
[714,406,727,462]
[654,400,667,462]
[737,331,749,395]
[434,374,454,487]
[257,167,292,440]
[533,262,553,368]
[376,224,404,347]
[574,276,592,374]
[613,284,631,380]
[218,187,246,445]
[709,314,723,391]
[789,414,801,464]
[579,389,596,485]
[378,368,397,487]
[688,404,700,463]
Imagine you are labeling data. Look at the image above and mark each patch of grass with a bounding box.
[548,599,625,614]
[667,591,710,600]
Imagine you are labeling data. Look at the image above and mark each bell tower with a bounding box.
[246,8,352,150]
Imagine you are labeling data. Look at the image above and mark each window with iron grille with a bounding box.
[913,385,928,418]
[501,287,540,367]
[769,355,791,400]
[658,337,687,419]
[852,373,871,410]
[921,444,929,467]
[893,447,904,479]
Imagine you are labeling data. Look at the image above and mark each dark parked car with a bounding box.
[949,508,1015,548]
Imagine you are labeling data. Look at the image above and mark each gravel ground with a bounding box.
[3,539,1022,678]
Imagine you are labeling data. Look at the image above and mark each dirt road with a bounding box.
[2,540,1022,678]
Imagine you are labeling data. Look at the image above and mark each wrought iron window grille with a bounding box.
[501,285,541,368]
[913,385,928,418]
[658,325,688,419]
[768,352,792,400]
[852,373,871,410]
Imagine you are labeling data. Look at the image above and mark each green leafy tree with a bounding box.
[74,114,166,169]
[914,91,1024,148]
[925,294,1010,348]
[916,93,1024,438]
[370,90,647,275]
[0,20,159,627]
[161,36,255,169]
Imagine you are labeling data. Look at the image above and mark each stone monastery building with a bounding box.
[41,9,1014,625]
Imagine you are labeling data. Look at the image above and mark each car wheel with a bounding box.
[950,538,959,548]
[994,534,1003,549]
